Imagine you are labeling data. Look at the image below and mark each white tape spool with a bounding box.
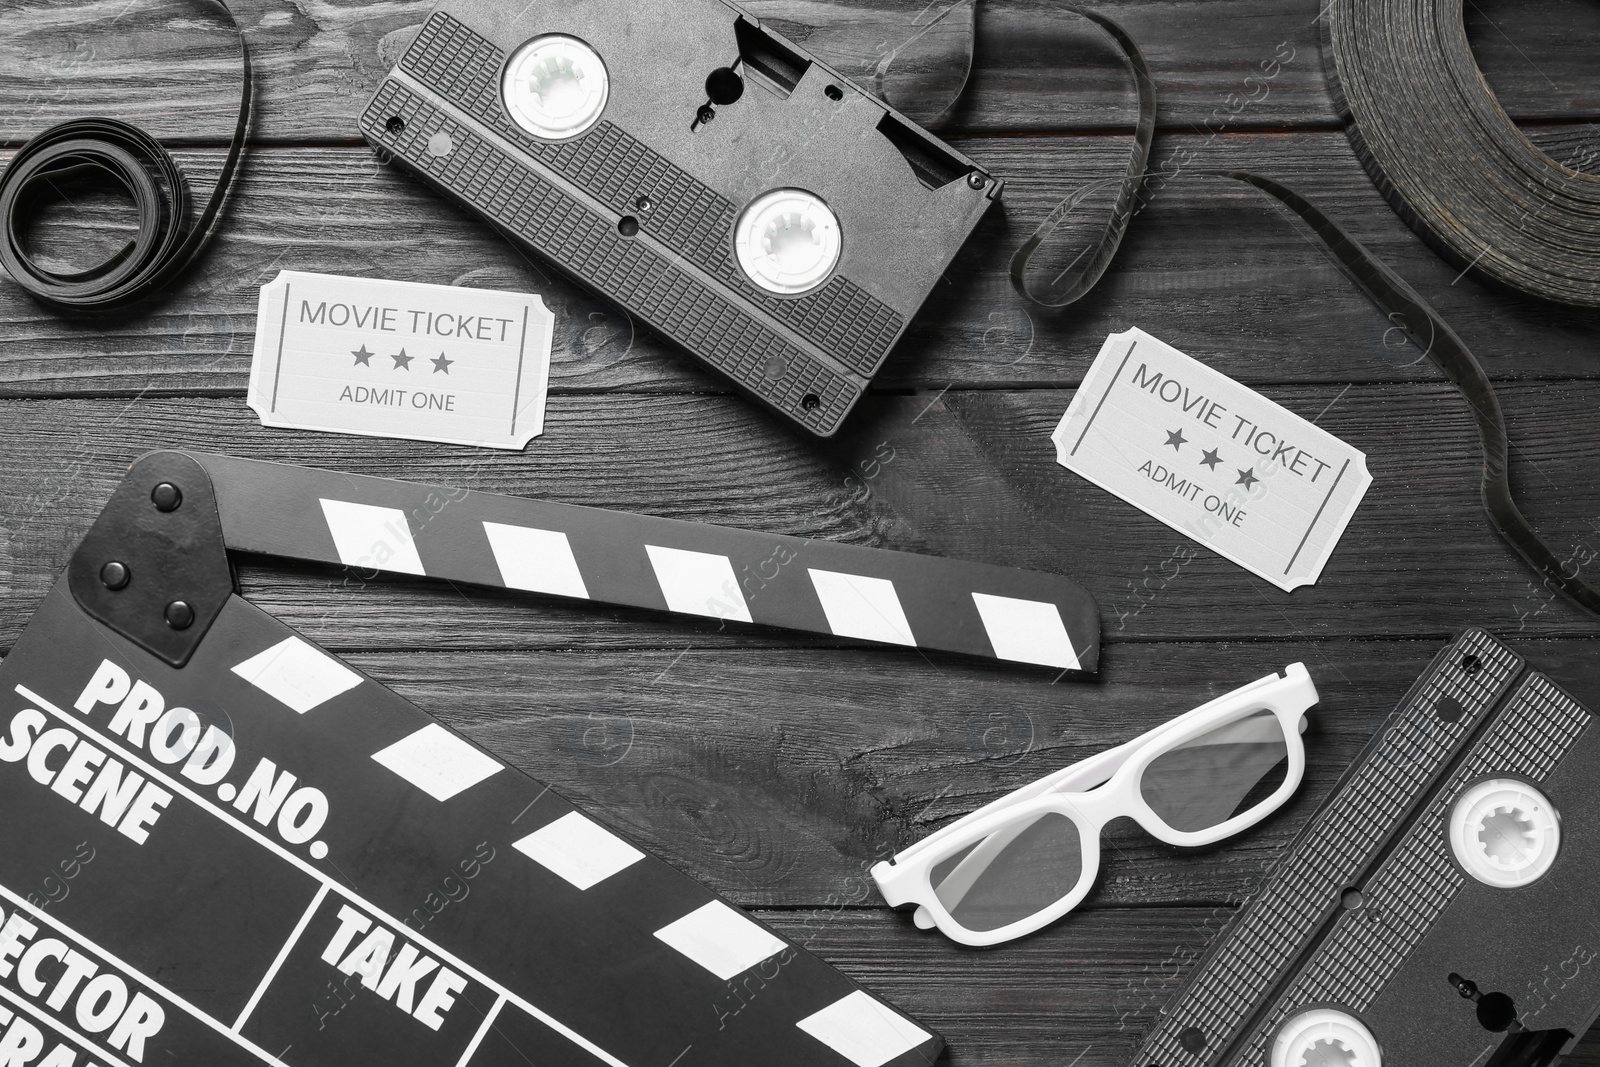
[734,189,842,295]
[502,35,609,140]
[1270,1008,1382,1067]
[1448,778,1560,888]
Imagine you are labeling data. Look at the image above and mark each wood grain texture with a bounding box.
[749,907,1600,1066]
[3,0,1599,1062]
[4,129,1600,397]
[0,0,1595,142]
[2,382,1598,648]
[337,637,1600,909]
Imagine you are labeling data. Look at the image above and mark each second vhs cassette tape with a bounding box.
[1130,630,1600,1067]
[360,0,1001,436]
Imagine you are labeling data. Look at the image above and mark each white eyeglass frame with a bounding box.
[871,663,1319,947]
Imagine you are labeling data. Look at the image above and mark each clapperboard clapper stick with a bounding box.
[69,450,1097,672]
[0,449,1098,1067]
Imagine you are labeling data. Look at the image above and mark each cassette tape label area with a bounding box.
[361,1,1000,435]
[1130,630,1600,1067]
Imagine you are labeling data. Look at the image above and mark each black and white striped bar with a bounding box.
[0,577,942,1067]
[187,452,1099,672]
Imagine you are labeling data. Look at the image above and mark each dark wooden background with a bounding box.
[4,0,1600,1063]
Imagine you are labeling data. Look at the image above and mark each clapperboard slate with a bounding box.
[0,451,1102,1067]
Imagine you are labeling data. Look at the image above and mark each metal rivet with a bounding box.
[164,600,195,630]
[151,483,183,512]
[100,561,130,590]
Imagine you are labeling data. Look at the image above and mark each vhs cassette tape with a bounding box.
[1129,629,1600,1067]
[359,0,1001,436]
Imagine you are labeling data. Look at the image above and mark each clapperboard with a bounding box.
[0,451,1102,1067]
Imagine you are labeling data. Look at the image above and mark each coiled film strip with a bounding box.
[1325,0,1600,307]
[0,0,251,312]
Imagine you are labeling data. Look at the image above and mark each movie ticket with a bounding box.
[248,271,554,449]
[1053,328,1371,591]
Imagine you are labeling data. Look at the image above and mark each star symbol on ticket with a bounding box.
[249,271,556,449]
[1051,328,1372,592]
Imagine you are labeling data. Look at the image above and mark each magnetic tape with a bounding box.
[1324,0,1600,308]
[359,0,1001,437]
[0,0,251,313]
[1129,629,1600,1067]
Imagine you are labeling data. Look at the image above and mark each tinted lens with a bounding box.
[930,812,1084,933]
[1139,708,1289,832]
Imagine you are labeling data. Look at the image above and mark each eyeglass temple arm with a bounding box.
[900,670,1310,925]
[1003,670,1301,804]
[891,738,1138,875]
[904,670,1302,867]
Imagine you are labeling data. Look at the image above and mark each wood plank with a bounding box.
[2,381,1599,647]
[6,1,1599,1059]
[2,0,1595,142]
[750,907,1600,1066]
[11,636,1597,909]
[5,131,1600,396]
[758,906,1221,1067]
[330,638,1398,908]
[366,636,1600,908]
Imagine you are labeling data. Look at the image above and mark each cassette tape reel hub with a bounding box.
[1448,778,1560,888]
[1269,1008,1382,1067]
[1128,630,1600,1067]
[362,1,1001,435]
[502,35,609,140]
[735,189,841,295]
